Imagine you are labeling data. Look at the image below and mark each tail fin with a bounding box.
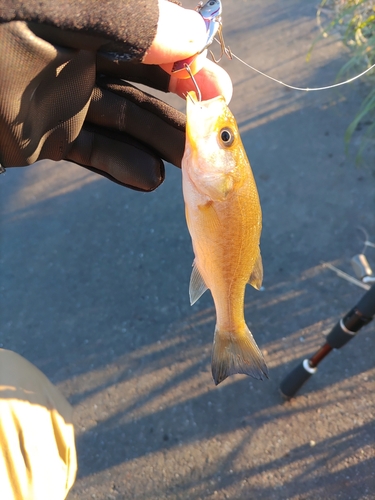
[211,325,268,385]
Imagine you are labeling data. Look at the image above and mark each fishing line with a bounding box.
[214,38,375,92]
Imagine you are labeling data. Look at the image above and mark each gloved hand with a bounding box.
[0,0,232,192]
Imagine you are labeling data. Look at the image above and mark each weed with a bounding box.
[318,0,375,159]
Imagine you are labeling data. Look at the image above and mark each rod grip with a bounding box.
[356,283,375,317]
[279,359,317,399]
[326,319,356,348]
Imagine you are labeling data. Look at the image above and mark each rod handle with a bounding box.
[279,359,317,399]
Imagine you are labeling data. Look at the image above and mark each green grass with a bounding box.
[317,0,375,159]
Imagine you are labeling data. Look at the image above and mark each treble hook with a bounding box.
[210,24,232,63]
[184,63,202,102]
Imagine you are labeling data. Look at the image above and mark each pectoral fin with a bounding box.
[247,250,263,290]
[189,261,208,305]
[197,173,234,202]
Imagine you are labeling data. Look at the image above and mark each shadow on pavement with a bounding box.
[1,28,375,499]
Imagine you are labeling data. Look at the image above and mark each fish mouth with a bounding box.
[186,91,226,108]
[185,91,227,146]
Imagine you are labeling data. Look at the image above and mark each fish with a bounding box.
[181,91,268,385]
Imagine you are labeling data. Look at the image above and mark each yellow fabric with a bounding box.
[0,349,77,500]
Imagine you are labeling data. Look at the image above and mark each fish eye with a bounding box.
[219,127,235,147]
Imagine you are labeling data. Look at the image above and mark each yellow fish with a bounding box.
[181,91,268,385]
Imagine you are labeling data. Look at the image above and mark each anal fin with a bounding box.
[189,261,208,305]
[248,249,263,290]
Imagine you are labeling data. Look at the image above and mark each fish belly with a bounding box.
[190,177,260,315]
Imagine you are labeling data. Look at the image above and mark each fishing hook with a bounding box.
[209,23,232,63]
[184,63,202,102]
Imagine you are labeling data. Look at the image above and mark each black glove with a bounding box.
[0,3,186,192]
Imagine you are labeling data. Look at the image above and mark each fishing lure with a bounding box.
[172,0,226,74]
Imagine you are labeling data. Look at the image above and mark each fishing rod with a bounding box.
[280,253,375,399]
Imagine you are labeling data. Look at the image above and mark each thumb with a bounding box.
[142,0,207,65]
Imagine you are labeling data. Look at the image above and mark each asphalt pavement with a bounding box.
[1,1,374,499]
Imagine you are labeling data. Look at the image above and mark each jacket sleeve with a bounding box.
[0,349,77,499]
[0,0,159,60]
